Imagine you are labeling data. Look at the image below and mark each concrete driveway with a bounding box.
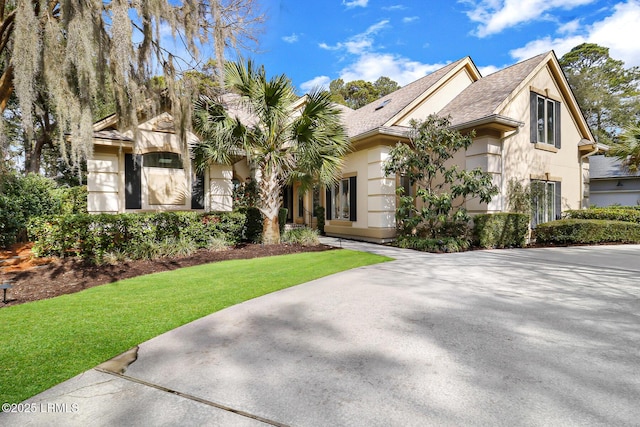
[2,239,639,426]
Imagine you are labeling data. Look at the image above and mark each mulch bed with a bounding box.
[0,243,334,307]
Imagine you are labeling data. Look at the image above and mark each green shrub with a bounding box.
[282,227,320,246]
[535,219,640,245]
[395,235,471,253]
[0,173,60,246]
[565,208,640,223]
[28,211,246,262]
[314,206,325,235]
[244,207,262,243]
[0,194,23,247]
[52,186,88,215]
[278,208,288,235]
[473,213,530,248]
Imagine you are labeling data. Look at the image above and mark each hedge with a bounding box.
[473,213,529,249]
[535,219,640,245]
[28,211,246,261]
[565,208,640,223]
[395,235,471,253]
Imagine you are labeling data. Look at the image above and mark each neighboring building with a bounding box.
[589,155,640,207]
[88,51,603,241]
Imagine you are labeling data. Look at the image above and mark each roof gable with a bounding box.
[344,57,479,140]
[438,53,547,128]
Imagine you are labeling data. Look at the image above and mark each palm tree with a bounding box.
[609,124,640,173]
[192,59,350,244]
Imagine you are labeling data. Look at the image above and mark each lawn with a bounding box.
[0,249,390,404]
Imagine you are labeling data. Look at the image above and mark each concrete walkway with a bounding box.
[2,240,639,426]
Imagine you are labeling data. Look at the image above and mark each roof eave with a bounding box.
[350,126,411,143]
[450,114,523,132]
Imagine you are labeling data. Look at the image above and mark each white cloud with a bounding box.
[587,1,640,66]
[509,35,585,61]
[300,75,331,92]
[282,33,299,43]
[382,5,408,11]
[343,0,368,8]
[557,18,580,34]
[319,20,390,55]
[465,0,596,37]
[478,65,501,76]
[403,16,420,23]
[509,1,640,67]
[337,53,448,86]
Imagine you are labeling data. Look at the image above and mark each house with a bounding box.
[323,51,603,241]
[589,155,640,207]
[88,51,602,242]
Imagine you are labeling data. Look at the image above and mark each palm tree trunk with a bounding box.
[259,171,281,244]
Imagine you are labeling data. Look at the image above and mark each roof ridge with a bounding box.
[354,56,469,111]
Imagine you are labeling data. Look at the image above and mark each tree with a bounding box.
[559,43,640,145]
[384,115,498,239]
[609,124,640,172]
[0,0,264,173]
[329,76,400,109]
[192,59,350,244]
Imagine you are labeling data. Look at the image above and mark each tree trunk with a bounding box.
[0,64,13,113]
[262,215,280,245]
[258,171,281,244]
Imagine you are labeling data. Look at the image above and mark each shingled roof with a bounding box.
[439,52,548,128]
[344,58,469,139]
[342,52,553,140]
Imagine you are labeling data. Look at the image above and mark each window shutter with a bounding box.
[530,92,537,143]
[325,187,332,220]
[554,100,561,149]
[191,171,205,209]
[349,176,357,222]
[555,181,562,220]
[125,153,142,209]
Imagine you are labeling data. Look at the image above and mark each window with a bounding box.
[531,180,561,227]
[325,176,357,221]
[530,92,561,148]
[143,152,183,169]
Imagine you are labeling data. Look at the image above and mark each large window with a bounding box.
[531,180,561,227]
[143,152,183,169]
[531,93,561,148]
[326,176,357,221]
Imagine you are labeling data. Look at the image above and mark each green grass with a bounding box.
[0,249,390,404]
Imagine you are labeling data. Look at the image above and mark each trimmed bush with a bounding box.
[396,235,471,253]
[244,207,263,243]
[314,206,325,235]
[565,208,640,223]
[535,219,640,245]
[473,213,530,248]
[282,227,320,246]
[28,211,246,262]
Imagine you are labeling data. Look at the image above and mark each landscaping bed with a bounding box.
[0,243,333,307]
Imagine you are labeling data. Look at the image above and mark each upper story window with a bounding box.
[530,92,561,149]
[143,152,183,169]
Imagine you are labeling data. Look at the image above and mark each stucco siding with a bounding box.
[87,153,120,213]
[499,65,583,212]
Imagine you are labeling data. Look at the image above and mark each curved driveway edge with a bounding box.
[2,240,639,426]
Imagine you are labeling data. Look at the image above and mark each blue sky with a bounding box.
[230,0,640,93]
